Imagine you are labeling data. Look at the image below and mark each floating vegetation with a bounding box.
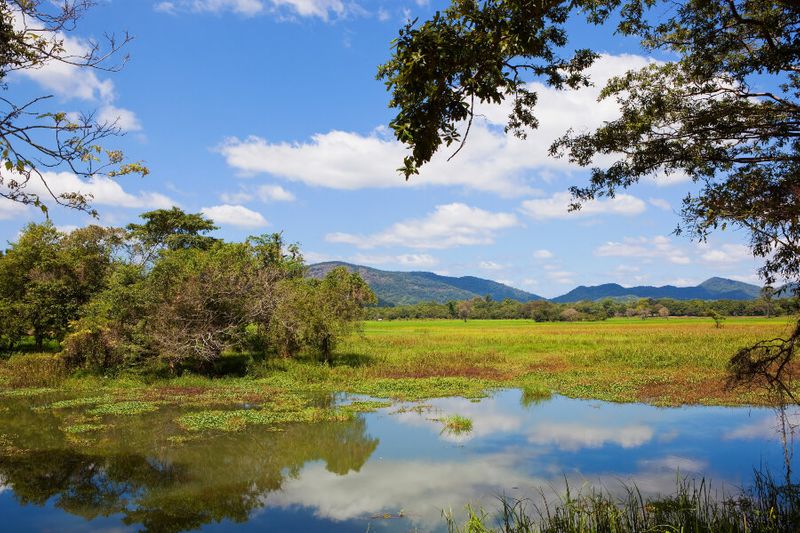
[63,423,108,434]
[339,400,392,413]
[49,396,112,409]
[176,407,354,432]
[0,387,57,397]
[438,415,473,434]
[88,401,158,416]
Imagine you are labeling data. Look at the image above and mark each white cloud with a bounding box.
[201,204,268,228]
[97,105,142,132]
[218,54,657,196]
[546,270,576,285]
[650,171,692,187]
[326,203,519,250]
[220,190,254,204]
[155,0,354,19]
[700,243,751,264]
[9,14,142,132]
[479,260,505,271]
[1,170,174,210]
[350,253,438,268]
[520,192,646,220]
[648,197,671,211]
[533,249,554,259]
[0,200,29,220]
[257,184,295,202]
[595,236,691,265]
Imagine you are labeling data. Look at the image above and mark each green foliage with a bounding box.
[0,211,376,377]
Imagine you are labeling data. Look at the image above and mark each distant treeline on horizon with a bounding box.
[364,295,797,322]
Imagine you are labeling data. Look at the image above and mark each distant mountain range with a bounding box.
[307,262,543,306]
[551,277,762,303]
[308,263,770,306]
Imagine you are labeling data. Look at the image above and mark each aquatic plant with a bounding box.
[444,473,800,533]
[439,415,473,434]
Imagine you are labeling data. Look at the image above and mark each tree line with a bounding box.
[365,294,797,322]
[0,208,375,372]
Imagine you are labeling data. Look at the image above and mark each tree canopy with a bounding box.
[380,0,799,288]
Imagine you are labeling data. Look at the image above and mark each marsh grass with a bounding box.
[439,414,474,434]
[444,473,800,533]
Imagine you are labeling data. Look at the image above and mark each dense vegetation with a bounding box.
[0,208,375,373]
[366,295,798,322]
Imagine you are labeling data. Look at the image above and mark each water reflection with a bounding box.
[0,391,795,532]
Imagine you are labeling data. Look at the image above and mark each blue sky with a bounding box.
[2,0,764,297]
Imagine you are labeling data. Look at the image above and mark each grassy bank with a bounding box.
[0,317,796,415]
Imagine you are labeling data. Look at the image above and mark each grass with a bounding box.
[438,414,474,434]
[444,473,800,533]
[0,317,795,425]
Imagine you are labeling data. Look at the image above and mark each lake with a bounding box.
[0,389,795,532]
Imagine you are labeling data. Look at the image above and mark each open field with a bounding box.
[338,317,798,406]
[2,317,796,411]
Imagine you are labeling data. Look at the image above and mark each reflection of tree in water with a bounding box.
[0,400,379,532]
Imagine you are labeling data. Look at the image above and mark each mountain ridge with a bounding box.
[308,262,768,306]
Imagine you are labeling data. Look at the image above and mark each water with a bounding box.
[0,389,795,532]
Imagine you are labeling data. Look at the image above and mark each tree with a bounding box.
[0,1,147,215]
[381,0,800,395]
[456,299,473,322]
[126,207,219,265]
[0,222,118,350]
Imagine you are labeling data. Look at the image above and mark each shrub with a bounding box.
[2,353,67,387]
[62,319,120,371]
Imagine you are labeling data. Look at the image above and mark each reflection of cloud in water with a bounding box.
[267,453,536,528]
[638,455,707,473]
[266,452,711,530]
[393,397,523,442]
[527,422,654,451]
[723,408,800,441]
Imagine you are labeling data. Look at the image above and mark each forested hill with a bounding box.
[307,262,544,306]
[552,277,762,303]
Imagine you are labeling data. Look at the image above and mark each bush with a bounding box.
[2,354,68,387]
[62,320,120,371]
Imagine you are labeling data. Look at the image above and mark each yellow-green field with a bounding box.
[1,317,796,412]
[335,317,797,405]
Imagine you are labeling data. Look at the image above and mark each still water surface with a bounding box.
[0,390,795,532]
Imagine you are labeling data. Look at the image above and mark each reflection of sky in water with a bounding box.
[262,392,796,531]
[1,390,796,532]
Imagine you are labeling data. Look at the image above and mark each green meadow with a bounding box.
[2,317,794,417]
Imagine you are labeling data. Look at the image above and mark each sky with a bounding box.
[1,0,765,298]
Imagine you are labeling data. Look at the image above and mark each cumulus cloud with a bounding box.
[595,236,691,265]
[479,260,505,271]
[218,54,657,196]
[648,197,671,211]
[201,204,268,228]
[9,18,142,132]
[533,249,554,259]
[520,192,646,220]
[257,184,295,202]
[350,253,438,268]
[1,170,174,210]
[700,243,751,264]
[155,0,354,19]
[326,203,519,249]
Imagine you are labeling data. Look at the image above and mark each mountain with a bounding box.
[307,262,544,306]
[552,277,762,303]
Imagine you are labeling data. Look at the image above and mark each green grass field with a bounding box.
[334,316,797,405]
[1,317,796,412]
